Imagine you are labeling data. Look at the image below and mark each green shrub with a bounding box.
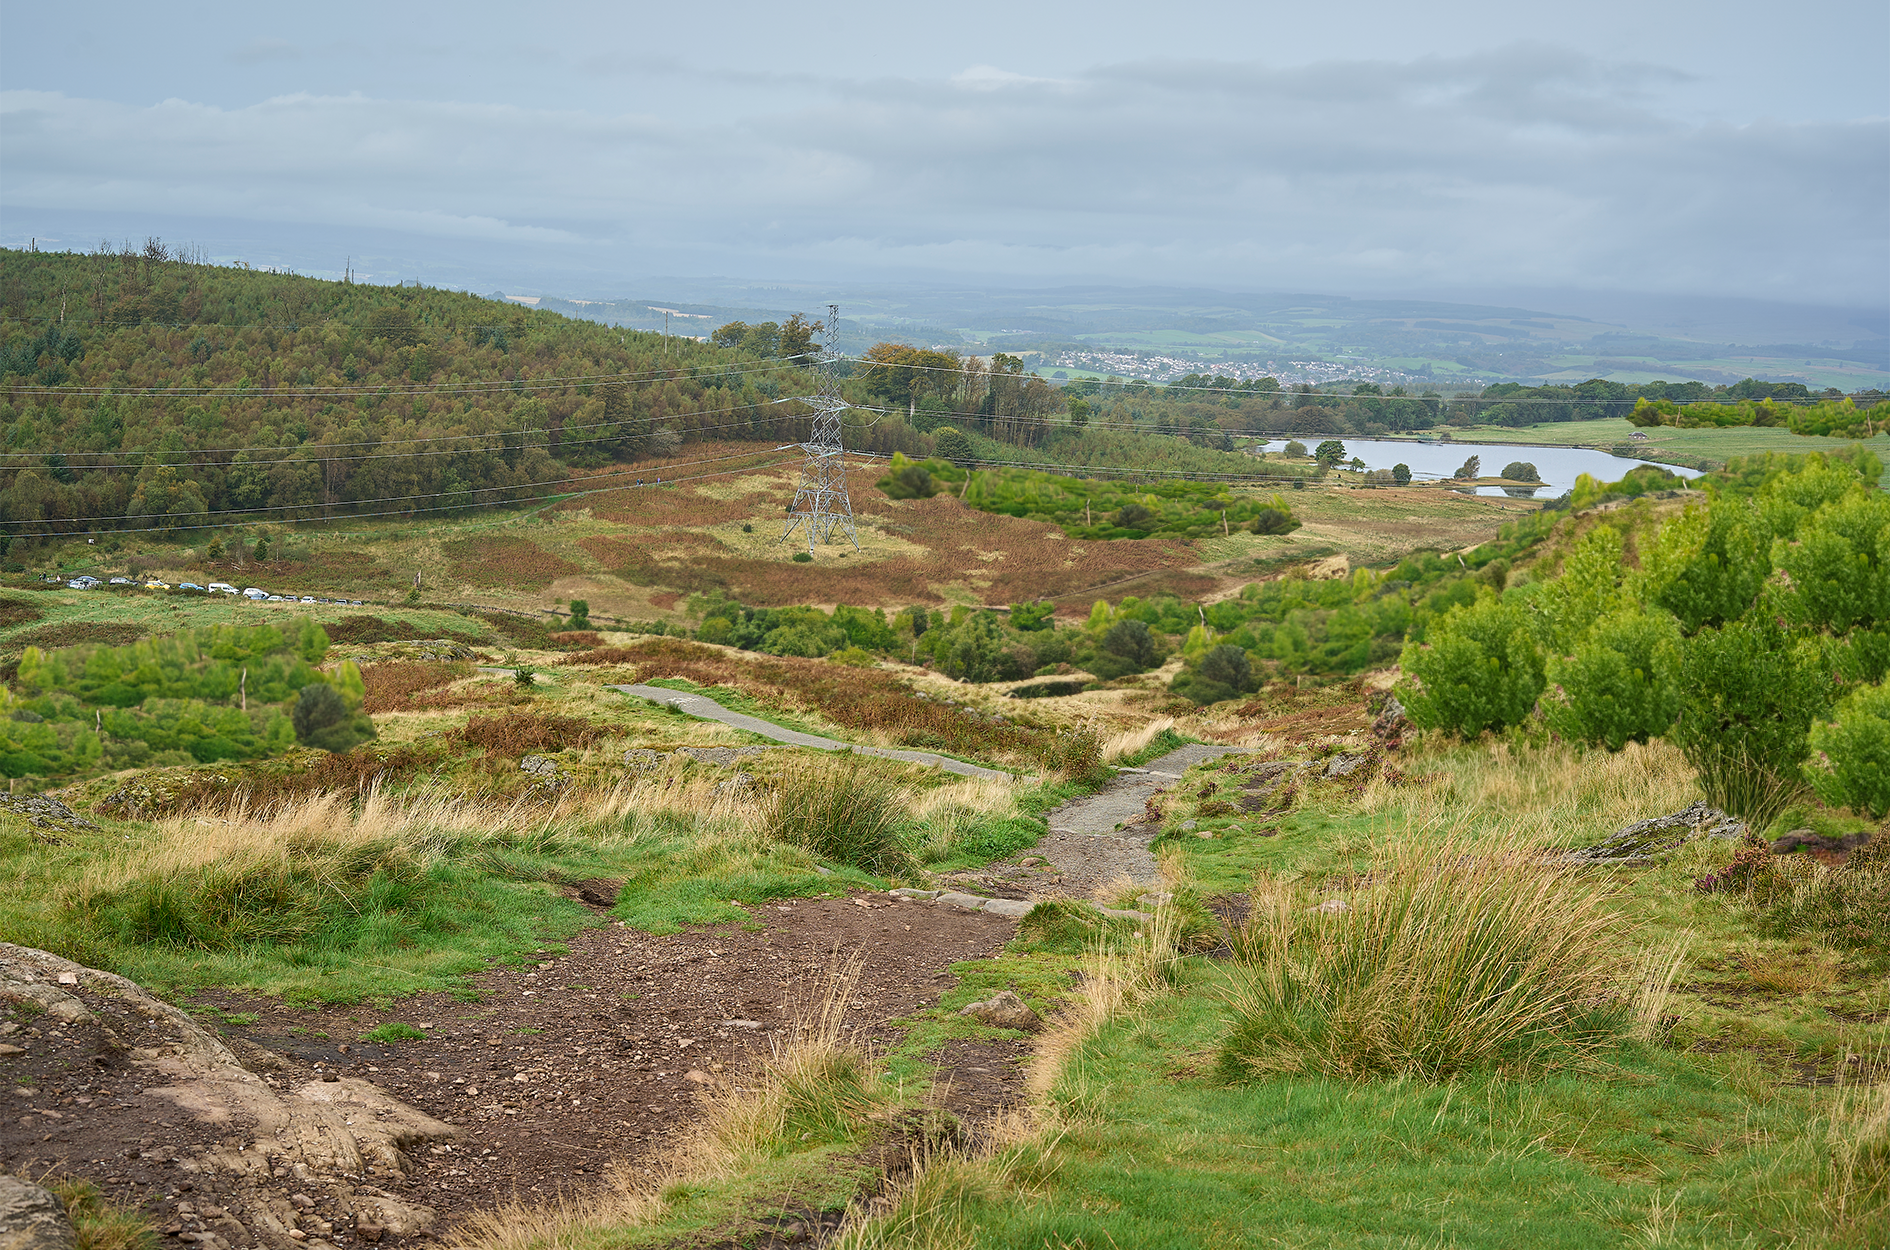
[1639,498,1769,633]
[1671,617,1827,825]
[791,552,813,563]
[1544,609,1681,750]
[762,757,910,874]
[1808,681,1890,817]
[1172,643,1256,706]
[292,684,376,754]
[1398,596,1545,736]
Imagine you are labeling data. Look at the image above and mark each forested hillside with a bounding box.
[0,247,927,543]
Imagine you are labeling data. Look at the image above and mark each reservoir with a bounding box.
[1289,437,1703,497]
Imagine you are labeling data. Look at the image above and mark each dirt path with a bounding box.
[1031,744,1257,895]
[2,894,1023,1245]
[609,684,1014,781]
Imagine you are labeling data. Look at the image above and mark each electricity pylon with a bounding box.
[780,306,860,554]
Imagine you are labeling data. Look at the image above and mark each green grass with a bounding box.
[360,1021,428,1043]
[870,970,1855,1248]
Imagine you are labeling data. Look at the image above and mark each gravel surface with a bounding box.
[1033,744,1258,894]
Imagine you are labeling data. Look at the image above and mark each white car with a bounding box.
[299,596,316,604]
[208,582,238,595]
[67,575,101,589]
[244,587,268,600]
[108,576,133,586]
[266,595,286,602]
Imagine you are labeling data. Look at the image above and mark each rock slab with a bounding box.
[959,990,1042,1033]
[0,1176,75,1250]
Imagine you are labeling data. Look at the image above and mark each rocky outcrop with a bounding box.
[0,944,456,1250]
[1555,801,1747,864]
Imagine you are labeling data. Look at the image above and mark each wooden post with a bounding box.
[1222,510,1229,537]
[240,667,247,712]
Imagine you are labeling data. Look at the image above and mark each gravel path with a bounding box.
[1035,743,1258,894]
[609,684,1013,780]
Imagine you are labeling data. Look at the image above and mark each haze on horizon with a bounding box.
[1,0,1885,316]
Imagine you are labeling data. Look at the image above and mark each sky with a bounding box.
[2,0,1886,312]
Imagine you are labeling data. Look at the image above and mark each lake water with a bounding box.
[1289,438,1703,497]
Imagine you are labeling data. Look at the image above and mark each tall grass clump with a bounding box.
[691,953,889,1162]
[762,757,910,873]
[1217,837,1626,1081]
[1824,1074,1890,1234]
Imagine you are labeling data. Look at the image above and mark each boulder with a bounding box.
[959,990,1042,1033]
[0,1176,75,1250]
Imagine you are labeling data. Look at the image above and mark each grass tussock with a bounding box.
[1101,716,1175,762]
[762,757,910,873]
[47,1177,158,1250]
[1825,1073,1890,1233]
[1218,836,1628,1081]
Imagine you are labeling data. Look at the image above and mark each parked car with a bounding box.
[208,582,238,595]
[178,582,205,592]
[298,596,316,604]
[142,580,171,590]
[244,588,268,600]
[66,575,101,589]
[266,595,285,602]
[108,576,133,586]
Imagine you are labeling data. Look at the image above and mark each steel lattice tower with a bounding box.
[780,306,860,554]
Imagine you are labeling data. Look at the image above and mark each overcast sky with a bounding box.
[2,0,1885,309]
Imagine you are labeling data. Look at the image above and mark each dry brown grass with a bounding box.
[444,536,586,591]
[1354,738,1697,846]
[457,710,610,756]
[615,637,1082,772]
[361,660,474,713]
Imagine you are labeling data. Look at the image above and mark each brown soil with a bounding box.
[1,893,1028,1242]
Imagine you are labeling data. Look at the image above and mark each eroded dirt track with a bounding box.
[2,894,1023,1244]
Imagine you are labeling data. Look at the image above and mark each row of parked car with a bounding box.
[64,574,363,607]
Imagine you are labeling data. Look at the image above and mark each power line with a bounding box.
[3,453,801,540]
[0,446,786,530]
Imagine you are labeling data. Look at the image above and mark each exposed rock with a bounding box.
[979,898,1034,919]
[1323,753,1367,778]
[1371,693,1409,745]
[959,990,1042,1033]
[676,746,777,767]
[1771,828,1873,855]
[621,748,670,771]
[0,793,100,844]
[0,1175,76,1250]
[0,943,454,1249]
[518,755,560,778]
[713,772,755,798]
[1556,801,1747,864]
[1308,898,1352,915]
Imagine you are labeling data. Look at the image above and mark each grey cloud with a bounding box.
[1,47,1882,302]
